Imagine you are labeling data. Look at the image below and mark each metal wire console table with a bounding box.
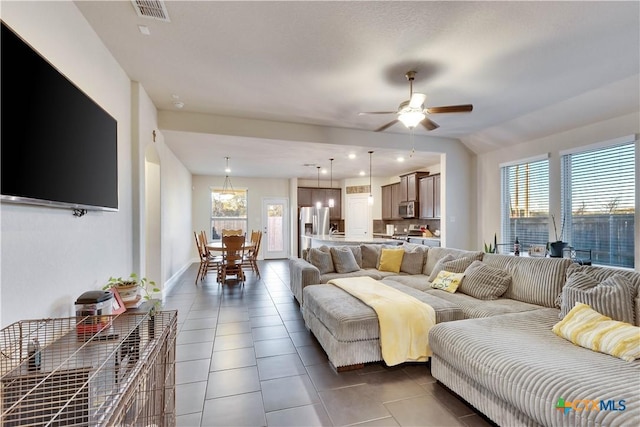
[0,310,177,426]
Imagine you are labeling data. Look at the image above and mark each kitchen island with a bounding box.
[304,234,402,248]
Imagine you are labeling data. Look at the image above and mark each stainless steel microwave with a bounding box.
[399,201,418,218]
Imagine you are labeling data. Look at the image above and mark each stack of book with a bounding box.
[124,295,143,309]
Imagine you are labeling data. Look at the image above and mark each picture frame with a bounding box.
[529,244,547,257]
[110,288,127,315]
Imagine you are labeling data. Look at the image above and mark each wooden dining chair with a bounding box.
[194,231,207,283]
[220,234,247,285]
[221,229,243,237]
[197,230,222,283]
[243,230,262,278]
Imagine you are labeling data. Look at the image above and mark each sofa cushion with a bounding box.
[553,302,640,362]
[308,247,334,274]
[424,247,483,276]
[428,255,475,282]
[361,244,381,268]
[482,254,571,308]
[381,274,431,291]
[330,247,360,274]
[567,264,640,326]
[400,248,426,275]
[430,271,465,293]
[424,289,544,318]
[349,245,363,268]
[460,260,511,300]
[320,268,382,283]
[559,272,635,324]
[378,247,404,273]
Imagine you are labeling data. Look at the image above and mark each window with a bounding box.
[561,139,635,268]
[210,188,248,240]
[501,157,549,252]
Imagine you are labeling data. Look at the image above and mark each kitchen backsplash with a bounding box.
[373,219,441,235]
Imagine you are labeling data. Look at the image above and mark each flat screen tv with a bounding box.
[1,21,118,212]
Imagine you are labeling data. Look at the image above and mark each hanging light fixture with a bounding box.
[368,151,374,205]
[315,166,322,209]
[218,157,235,201]
[328,158,335,208]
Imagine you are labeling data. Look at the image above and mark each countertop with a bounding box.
[303,234,401,245]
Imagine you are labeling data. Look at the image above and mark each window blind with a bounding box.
[561,142,635,268]
[501,158,549,252]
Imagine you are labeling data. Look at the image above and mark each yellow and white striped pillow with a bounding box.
[553,302,640,362]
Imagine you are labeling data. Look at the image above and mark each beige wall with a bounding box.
[0,2,134,325]
[476,112,639,267]
[191,175,291,259]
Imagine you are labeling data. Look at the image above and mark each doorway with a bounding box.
[262,198,289,259]
[345,194,371,237]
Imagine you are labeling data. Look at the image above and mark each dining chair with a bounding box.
[194,231,207,283]
[198,230,223,283]
[220,234,247,285]
[221,229,243,237]
[243,230,262,278]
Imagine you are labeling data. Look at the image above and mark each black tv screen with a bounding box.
[1,22,118,211]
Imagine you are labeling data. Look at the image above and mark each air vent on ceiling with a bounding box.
[131,0,170,22]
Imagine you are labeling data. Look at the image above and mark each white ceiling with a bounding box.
[75,1,640,180]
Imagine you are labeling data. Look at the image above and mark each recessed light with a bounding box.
[348,154,356,159]
[321,169,328,174]
[359,170,365,176]
[397,156,405,162]
[138,25,151,36]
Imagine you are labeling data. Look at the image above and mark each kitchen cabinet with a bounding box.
[381,183,402,219]
[381,184,393,220]
[391,183,401,219]
[399,172,429,202]
[419,174,441,219]
[297,187,341,220]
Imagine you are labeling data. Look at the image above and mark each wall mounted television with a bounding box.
[1,21,118,212]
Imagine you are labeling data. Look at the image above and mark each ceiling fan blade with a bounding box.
[426,104,473,114]
[421,117,440,131]
[358,111,397,115]
[409,93,426,108]
[375,120,399,132]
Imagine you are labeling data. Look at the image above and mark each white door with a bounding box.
[345,194,371,237]
[262,198,289,259]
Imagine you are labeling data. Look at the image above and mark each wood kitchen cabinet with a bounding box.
[391,183,401,219]
[297,187,342,220]
[399,172,429,202]
[419,174,441,219]
[381,184,393,219]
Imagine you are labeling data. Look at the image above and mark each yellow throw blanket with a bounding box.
[327,276,436,366]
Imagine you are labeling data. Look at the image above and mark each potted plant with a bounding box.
[548,215,567,257]
[103,273,160,311]
[483,233,498,254]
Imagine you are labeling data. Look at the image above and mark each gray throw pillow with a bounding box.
[361,244,381,268]
[330,247,360,274]
[400,249,426,275]
[348,245,363,268]
[559,272,635,324]
[428,255,476,282]
[459,260,511,300]
[308,248,335,274]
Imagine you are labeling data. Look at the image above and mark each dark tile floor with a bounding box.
[165,260,493,427]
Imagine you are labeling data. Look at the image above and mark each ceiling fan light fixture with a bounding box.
[398,110,425,129]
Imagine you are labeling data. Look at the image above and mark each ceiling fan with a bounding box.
[359,71,473,132]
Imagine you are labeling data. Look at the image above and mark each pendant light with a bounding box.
[328,158,335,208]
[219,157,235,201]
[315,166,322,209]
[368,151,374,205]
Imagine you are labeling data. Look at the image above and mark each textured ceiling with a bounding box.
[75,1,640,179]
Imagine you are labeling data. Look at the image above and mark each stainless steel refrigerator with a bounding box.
[299,206,330,256]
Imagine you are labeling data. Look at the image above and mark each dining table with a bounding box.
[206,241,255,252]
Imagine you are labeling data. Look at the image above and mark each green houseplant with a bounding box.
[103,273,160,312]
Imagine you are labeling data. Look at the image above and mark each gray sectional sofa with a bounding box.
[289,244,640,426]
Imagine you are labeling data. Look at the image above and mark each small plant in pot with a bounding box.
[103,273,160,312]
[548,215,567,257]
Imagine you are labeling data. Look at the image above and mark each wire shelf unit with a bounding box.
[0,310,177,426]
